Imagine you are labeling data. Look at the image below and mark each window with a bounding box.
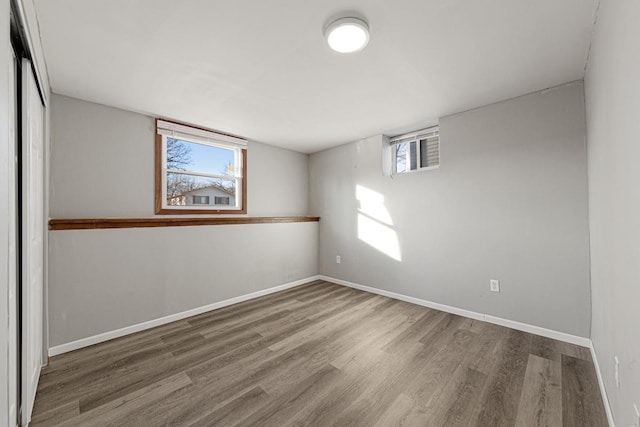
[192,196,210,205]
[155,119,247,214]
[391,126,439,174]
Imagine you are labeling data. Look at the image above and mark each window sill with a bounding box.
[392,165,440,176]
[155,207,247,215]
[49,216,320,230]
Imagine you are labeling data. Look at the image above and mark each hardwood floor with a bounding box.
[31,280,608,426]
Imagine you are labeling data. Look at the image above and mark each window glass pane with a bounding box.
[395,142,408,173]
[420,137,439,168]
[166,137,236,176]
[409,141,418,170]
[166,173,236,207]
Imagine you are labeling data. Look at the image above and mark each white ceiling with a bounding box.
[35,0,597,153]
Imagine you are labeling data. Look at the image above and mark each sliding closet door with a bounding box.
[7,48,19,427]
[21,58,45,425]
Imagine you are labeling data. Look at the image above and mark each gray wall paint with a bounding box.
[48,94,317,347]
[50,94,309,218]
[310,82,591,337]
[585,0,640,424]
[50,95,154,218]
[48,223,318,346]
[247,138,309,216]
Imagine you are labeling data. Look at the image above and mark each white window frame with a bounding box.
[391,125,440,175]
[156,119,247,214]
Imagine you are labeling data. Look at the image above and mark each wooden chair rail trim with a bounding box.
[49,216,320,230]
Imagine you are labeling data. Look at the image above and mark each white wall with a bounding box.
[310,82,591,337]
[48,94,317,349]
[50,94,309,217]
[585,1,640,425]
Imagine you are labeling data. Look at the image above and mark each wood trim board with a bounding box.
[49,216,320,230]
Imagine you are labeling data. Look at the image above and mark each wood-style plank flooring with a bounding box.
[31,280,608,426]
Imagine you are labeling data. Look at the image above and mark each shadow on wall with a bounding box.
[356,184,401,261]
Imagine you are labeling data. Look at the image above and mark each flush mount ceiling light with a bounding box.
[324,17,370,53]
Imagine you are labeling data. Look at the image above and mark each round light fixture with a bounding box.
[324,17,370,53]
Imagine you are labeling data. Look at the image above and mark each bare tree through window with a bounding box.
[156,120,247,214]
[165,138,237,206]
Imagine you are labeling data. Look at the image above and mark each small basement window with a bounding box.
[155,119,247,214]
[391,126,439,174]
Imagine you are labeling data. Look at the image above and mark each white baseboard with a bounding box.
[319,275,591,348]
[48,275,321,357]
[483,314,591,348]
[47,273,614,426]
[590,342,616,427]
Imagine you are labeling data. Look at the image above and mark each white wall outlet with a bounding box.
[490,279,500,292]
[614,356,620,389]
[336,255,341,264]
[633,404,640,427]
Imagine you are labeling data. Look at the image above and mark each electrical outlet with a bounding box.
[614,356,620,389]
[633,403,639,427]
[336,255,341,264]
[490,279,500,292]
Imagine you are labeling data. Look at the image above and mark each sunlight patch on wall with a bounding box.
[356,185,401,261]
[356,185,393,225]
